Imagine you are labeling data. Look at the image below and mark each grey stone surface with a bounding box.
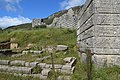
[77,0,120,67]
[33,51,43,54]
[0,65,33,74]
[32,6,82,29]
[56,45,68,51]
[11,54,24,57]
[57,76,71,80]
[41,69,51,76]
[63,57,73,63]
[29,62,39,67]
[10,60,25,66]
[22,51,29,54]
[54,64,63,69]
[0,60,10,65]
[93,54,120,68]
[61,66,75,74]
[38,63,46,69]
[8,66,33,74]
[45,64,52,69]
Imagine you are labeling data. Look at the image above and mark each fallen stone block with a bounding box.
[0,65,9,71]
[54,64,63,69]
[11,54,23,57]
[25,62,30,67]
[0,60,10,65]
[38,63,46,69]
[22,51,29,54]
[57,76,71,80]
[62,64,72,70]
[69,57,77,67]
[31,74,47,80]
[63,57,73,63]
[10,60,25,66]
[8,66,33,74]
[45,64,52,69]
[41,69,51,76]
[33,51,43,54]
[56,45,68,51]
[61,66,75,74]
[29,62,39,67]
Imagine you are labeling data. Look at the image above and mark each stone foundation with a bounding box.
[77,0,120,67]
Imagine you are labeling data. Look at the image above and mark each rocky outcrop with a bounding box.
[32,6,82,29]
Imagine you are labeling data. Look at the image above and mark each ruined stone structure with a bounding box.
[32,19,45,27]
[0,40,10,49]
[77,0,120,67]
[32,6,82,29]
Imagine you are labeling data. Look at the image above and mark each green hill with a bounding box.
[0,27,76,49]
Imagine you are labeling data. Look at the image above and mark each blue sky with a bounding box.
[0,0,86,28]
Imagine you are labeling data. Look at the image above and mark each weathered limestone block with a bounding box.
[81,53,87,64]
[25,62,30,67]
[56,45,68,51]
[61,66,75,74]
[8,66,33,74]
[69,57,77,66]
[92,48,120,55]
[29,62,39,67]
[79,2,94,26]
[54,64,63,69]
[0,60,10,65]
[0,65,33,74]
[45,64,52,69]
[63,57,73,63]
[94,25,120,37]
[41,69,51,76]
[79,27,94,40]
[57,76,71,80]
[94,14,120,25]
[31,74,47,80]
[0,65,9,71]
[33,51,43,54]
[22,51,29,54]
[94,0,120,13]
[11,54,23,57]
[93,54,120,68]
[92,37,120,49]
[38,63,46,69]
[10,60,25,66]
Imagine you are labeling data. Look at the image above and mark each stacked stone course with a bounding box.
[77,0,120,67]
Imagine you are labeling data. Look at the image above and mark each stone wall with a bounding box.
[77,0,120,67]
[32,6,82,29]
[32,19,45,27]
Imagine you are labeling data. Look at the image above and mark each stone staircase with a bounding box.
[0,57,77,80]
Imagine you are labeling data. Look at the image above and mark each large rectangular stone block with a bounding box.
[94,14,120,25]
[94,25,120,37]
[92,48,120,55]
[94,0,120,13]
[93,54,120,68]
[0,60,10,65]
[79,2,94,27]
[92,37,120,49]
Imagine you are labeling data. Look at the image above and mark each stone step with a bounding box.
[0,65,33,74]
[0,60,10,65]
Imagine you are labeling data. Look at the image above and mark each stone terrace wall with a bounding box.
[77,0,120,67]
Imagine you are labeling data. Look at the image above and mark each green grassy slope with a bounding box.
[0,28,76,48]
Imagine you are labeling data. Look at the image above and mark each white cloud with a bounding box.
[0,0,22,12]
[5,0,21,3]
[60,0,86,9]
[0,16,32,28]
[5,4,16,12]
